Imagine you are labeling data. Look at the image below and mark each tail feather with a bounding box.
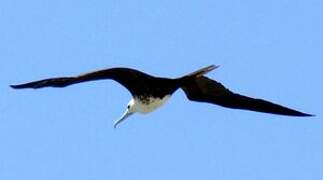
[184,65,219,77]
[177,65,219,86]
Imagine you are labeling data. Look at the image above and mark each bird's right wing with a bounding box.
[181,76,313,116]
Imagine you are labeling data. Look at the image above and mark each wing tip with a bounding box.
[300,113,315,117]
[10,84,23,89]
[286,110,315,117]
[10,83,38,89]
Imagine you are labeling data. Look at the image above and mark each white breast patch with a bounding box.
[134,95,171,114]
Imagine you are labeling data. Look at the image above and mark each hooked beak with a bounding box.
[114,110,134,128]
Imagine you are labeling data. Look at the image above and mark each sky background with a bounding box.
[0,0,322,179]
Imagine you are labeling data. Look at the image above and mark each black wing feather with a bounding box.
[181,76,313,116]
[10,77,77,89]
[10,68,151,90]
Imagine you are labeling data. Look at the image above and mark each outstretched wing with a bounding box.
[10,68,121,89]
[10,77,78,89]
[181,76,313,116]
[10,68,153,93]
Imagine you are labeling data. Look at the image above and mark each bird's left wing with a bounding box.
[10,68,138,89]
[181,76,313,116]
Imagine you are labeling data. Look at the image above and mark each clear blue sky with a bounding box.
[1,0,322,179]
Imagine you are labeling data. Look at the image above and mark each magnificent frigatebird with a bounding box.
[10,65,313,127]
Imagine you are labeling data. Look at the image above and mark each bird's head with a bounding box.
[114,98,136,128]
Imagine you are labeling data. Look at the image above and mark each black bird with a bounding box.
[10,65,313,127]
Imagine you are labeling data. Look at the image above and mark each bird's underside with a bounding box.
[11,65,313,123]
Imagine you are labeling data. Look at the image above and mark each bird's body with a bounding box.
[131,95,171,114]
[11,65,313,127]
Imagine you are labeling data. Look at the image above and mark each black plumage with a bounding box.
[11,65,313,117]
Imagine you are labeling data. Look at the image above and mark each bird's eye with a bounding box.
[127,105,130,109]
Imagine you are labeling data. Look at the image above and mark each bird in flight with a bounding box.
[11,65,313,127]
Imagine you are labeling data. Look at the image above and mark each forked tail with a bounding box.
[177,65,219,86]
